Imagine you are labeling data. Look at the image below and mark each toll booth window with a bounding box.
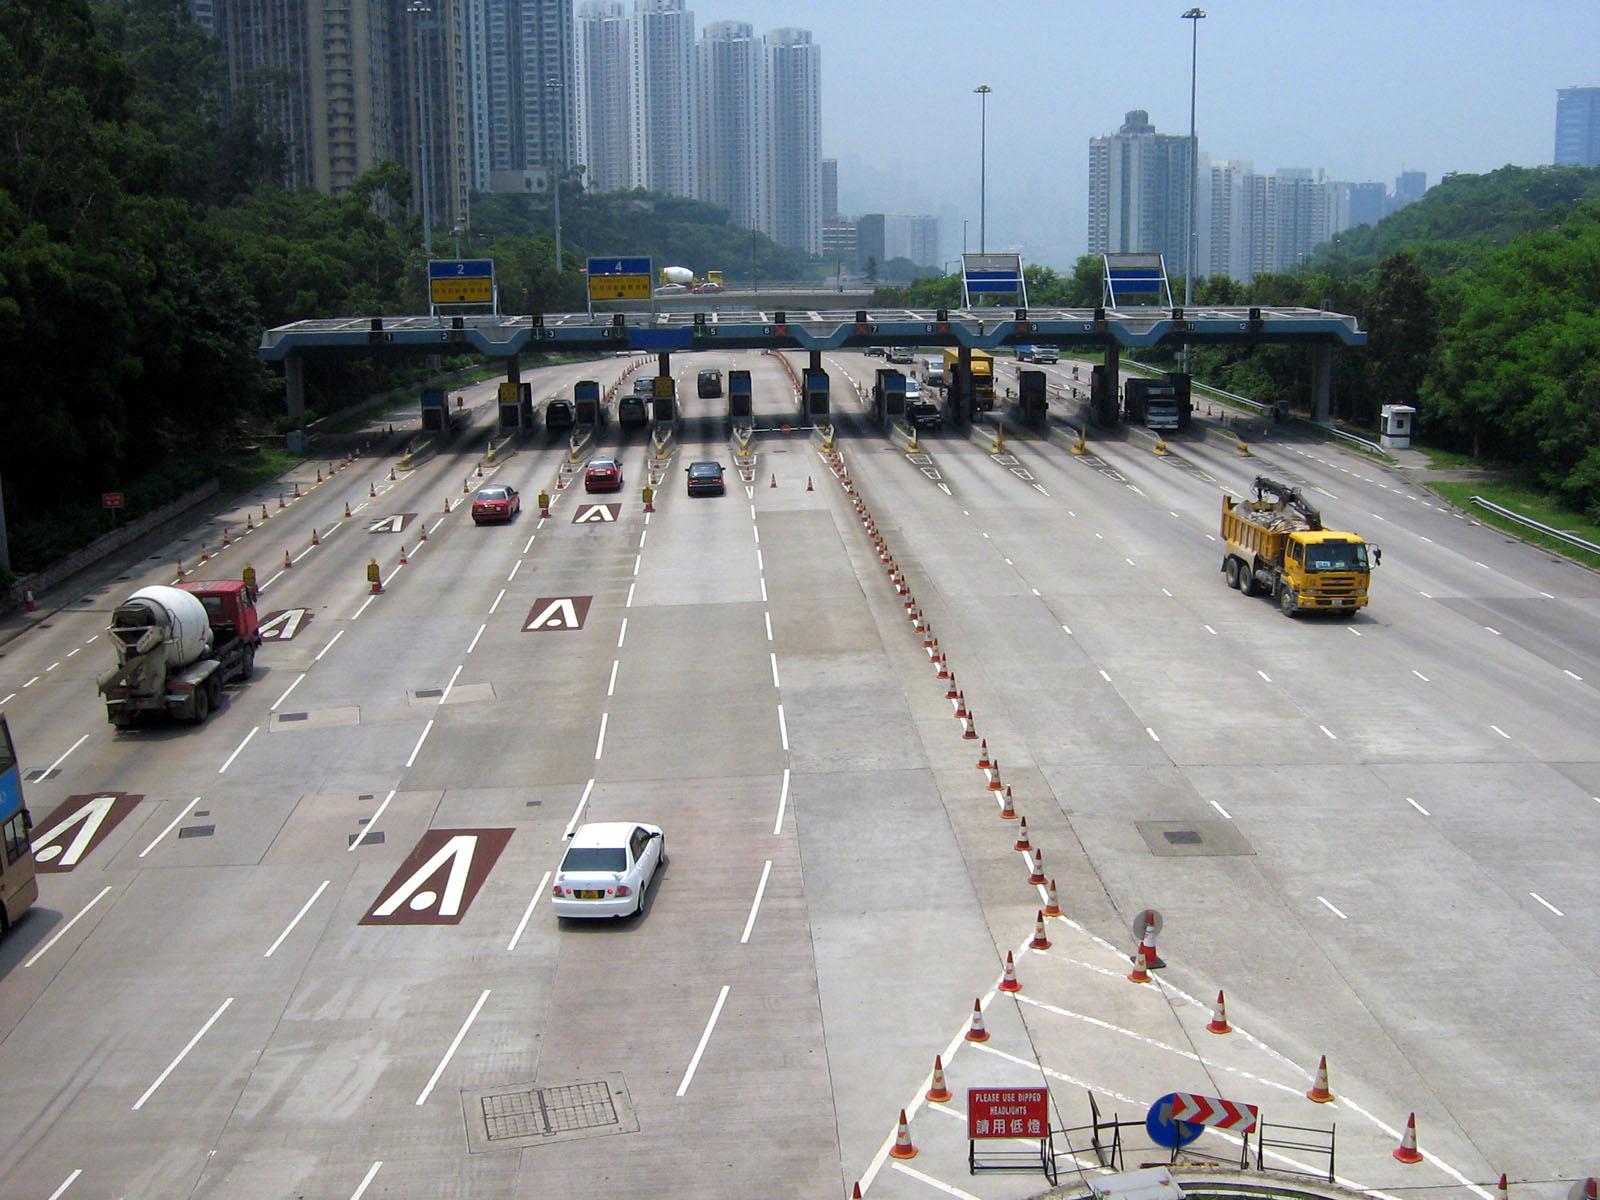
[3,811,28,865]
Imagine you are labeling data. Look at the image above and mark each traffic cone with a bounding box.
[389,467,396,481]
[261,503,270,520]
[198,543,209,563]
[344,501,352,517]
[1027,848,1045,886]
[316,468,323,483]
[293,482,302,498]
[946,673,959,701]
[999,785,1016,819]
[965,999,989,1042]
[926,1055,951,1102]
[1044,878,1062,917]
[1013,816,1031,852]
[963,714,978,740]
[1393,1112,1424,1163]
[311,528,320,546]
[369,482,376,497]
[770,473,777,488]
[806,475,814,491]
[398,543,408,564]
[1128,918,1156,983]
[444,497,452,513]
[954,690,969,717]
[889,1109,917,1159]
[175,557,186,578]
[463,478,471,494]
[1496,1176,1508,1200]
[1030,910,1052,950]
[222,528,232,547]
[246,513,254,531]
[1208,991,1232,1034]
[419,525,427,542]
[283,550,292,569]
[1307,1055,1334,1102]
[23,586,36,612]
[988,760,1004,791]
[977,739,993,770]
[278,493,286,509]
[999,950,1022,992]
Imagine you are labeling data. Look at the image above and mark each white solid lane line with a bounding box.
[506,871,553,952]
[263,880,331,958]
[617,618,628,648]
[1529,892,1564,916]
[607,660,619,696]
[676,984,731,1097]
[1406,797,1431,816]
[563,779,596,837]
[777,705,789,750]
[24,886,113,968]
[739,861,773,945]
[44,1169,83,1200]
[350,789,398,851]
[315,630,344,660]
[405,720,434,768]
[132,996,234,1110]
[438,664,463,704]
[218,727,259,773]
[594,712,608,760]
[349,1161,383,1200]
[44,734,90,775]
[1317,896,1348,919]
[272,673,306,710]
[415,988,491,1106]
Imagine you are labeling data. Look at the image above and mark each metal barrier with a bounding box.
[1310,422,1386,454]
[1255,1120,1336,1184]
[1470,496,1600,556]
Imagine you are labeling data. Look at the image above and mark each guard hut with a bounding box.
[1379,404,1415,450]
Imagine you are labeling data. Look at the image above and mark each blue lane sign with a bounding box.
[429,259,495,304]
[1145,1093,1204,1150]
[428,259,494,279]
[588,256,651,277]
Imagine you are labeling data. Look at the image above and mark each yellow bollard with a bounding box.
[538,489,551,517]
[367,558,382,594]
[241,562,256,592]
[1154,440,1169,456]
[643,484,655,513]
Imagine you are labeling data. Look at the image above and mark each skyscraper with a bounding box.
[821,157,838,222]
[763,27,821,255]
[1554,86,1600,167]
[1087,110,1193,273]
[696,21,765,231]
[630,0,697,197]
[575,1,632,192]
[465,0,573,194]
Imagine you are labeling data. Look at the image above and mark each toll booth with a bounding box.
[650,374,677,425]
[728,369,753,420]
[1016,369,1048,428]
[574,379,605,428]
[803,368,829,420]
[498,381,534,433]
[1089,365,1118,428]
[421,388,449,432]
[873,369,907,425]
[947,358,974,425]
[1379,404,1415,449]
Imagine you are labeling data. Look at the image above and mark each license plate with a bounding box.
[576,889,603,900]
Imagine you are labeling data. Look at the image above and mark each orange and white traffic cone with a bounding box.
[1207,990,1232,1034]
[806,475,814,491]
[316,468,323,483]
[999,951,1022,992]
[311,528,320,546]
[999,786,1016,819]
[278,493,286,509]
[926,1055,951,1102]
[23,587,37,612]
[769,473,777,488]
[345,501,352,517]
[963,713,978,740]
[1027,848,1046,886]
[946,673,959,701]
[977,740,993,770]
[389,467,397,481]
[1014,816,1031,852]
[954,689,969,717]
[222,528,232,547]
[1307,1055,1334,1102]
[283,551,292,570]
[293,482,302,498]
[398,543,408,564]
[419,525,427,542]
[889,1109,917,1159]
[1030,909,1052,950]
[965,998,990,1042]
[1393,1112,1424,1163]
[369,482,376,497]
[246,513,254,532]
[1044,878,1062,917]
[988,760,1004,791]
[261,503,270,521]
[1495,1175,1508,1200]
[1128,919,1156,983]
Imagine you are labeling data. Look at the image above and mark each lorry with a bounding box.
[1221,476,1379,617]
[1125,374,1191,432]
[98,581,261,725]
[658,266,724,293]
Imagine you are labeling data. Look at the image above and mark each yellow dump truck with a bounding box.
[1221,476,1379,617]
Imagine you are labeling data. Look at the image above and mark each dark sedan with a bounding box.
[686,461,725,496]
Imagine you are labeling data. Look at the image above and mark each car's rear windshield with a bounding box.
[561,846,627,872]
[478,487,509,499]
[691,464,720,476]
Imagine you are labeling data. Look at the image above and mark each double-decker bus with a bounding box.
[0,714,39,936]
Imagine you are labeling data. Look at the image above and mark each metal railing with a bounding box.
[1310,422,1385,454]
[1469,496,1600,556]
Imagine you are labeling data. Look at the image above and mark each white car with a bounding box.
[551,822,665,918]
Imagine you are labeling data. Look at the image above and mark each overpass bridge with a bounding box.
[259,303,1365,438]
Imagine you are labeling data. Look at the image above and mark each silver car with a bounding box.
[551,822,665,918]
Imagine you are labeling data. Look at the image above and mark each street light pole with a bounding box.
[547,78,565,280]
[1182,7,1205,376]
[973,84,992,254]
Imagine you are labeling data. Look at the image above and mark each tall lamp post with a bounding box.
[546,77,565,279]
[406,1,433,255]
[1182,7,1205,375]
[973,84,992,254]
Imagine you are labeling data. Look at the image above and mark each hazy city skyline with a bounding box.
[679,0,1600,269]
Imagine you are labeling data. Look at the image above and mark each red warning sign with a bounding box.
[968,1088,1049,1139]
[360,827,514,925]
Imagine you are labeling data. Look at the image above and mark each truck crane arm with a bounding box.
[1251,475,1322,531]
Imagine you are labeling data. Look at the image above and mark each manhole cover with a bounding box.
[463,1072,637,1152]
[1136,820,1254,857]
[178,825,215,838]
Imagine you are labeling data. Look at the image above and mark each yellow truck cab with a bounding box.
[1221,477,1379,617]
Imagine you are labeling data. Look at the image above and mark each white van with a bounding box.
[922,357,945,386]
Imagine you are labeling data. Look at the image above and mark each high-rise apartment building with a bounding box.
[763,27,821,255]
[575,1,632,191]
[821,158,838,222]
[1087,110,1194,276]
[465,0,573,194]
[630,0,697,198]
[1554,86,1600,167]
[696,21,765,231]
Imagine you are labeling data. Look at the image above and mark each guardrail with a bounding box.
[1310,422,1385,454]
[1469,496,1600,555]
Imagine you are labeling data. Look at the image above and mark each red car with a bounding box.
[471,484,520,524]
[585,457,623,493]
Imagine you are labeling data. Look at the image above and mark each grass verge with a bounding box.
[1428,479,1600,571]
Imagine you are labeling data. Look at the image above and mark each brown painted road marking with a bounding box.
[259,607,313,641]
[572,503,620,524]
[360,827,514,925]
[524,596,593,632]
[32,792,144,872]
[367,513,417,533]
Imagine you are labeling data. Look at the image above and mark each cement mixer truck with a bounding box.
[98,581,261,725]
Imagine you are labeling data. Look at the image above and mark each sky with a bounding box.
[680,0,1600,270]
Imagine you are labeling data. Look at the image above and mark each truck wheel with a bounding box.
[207,675,223,709]
[1279,586,1299,617]
[191,686,210,723]
[1238,564,1257,597]
[239,645,256,680]
[1224,558,1240,589]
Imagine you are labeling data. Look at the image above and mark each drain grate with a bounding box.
[178,825,215,838]
[1164,830,1203,845]
[348,830,385,847]
[464,1073,636,1153]
[415,688,444,698]
[1136,820,1255,857]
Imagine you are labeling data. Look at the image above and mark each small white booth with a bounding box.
[1380,404,1415,450]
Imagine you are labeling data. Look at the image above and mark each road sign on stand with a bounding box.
[1170,1092,1260,1133]
[1145,1092,1204,1149]
[428,259,496,308]
[587,256,653,305]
